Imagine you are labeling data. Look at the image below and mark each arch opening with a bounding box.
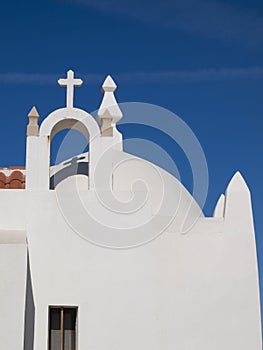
[50,127,89,190]
[50,118,90,142]
[38,108,101,191]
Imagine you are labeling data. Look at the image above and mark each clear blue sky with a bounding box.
[0,0,263,316]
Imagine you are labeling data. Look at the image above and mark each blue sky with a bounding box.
[0,0,263,315]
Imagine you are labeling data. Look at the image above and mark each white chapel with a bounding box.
[0,70,261,350]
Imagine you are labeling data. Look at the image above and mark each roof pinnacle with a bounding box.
[102,75,117,92]
[28,106,39,118]
[27,106,40,136]
[97,75,122,131]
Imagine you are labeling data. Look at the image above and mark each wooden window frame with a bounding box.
[48,305,78,350]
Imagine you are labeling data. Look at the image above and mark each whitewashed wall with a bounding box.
[0,230,27,350]
[0,150,261,350]
[1,73,262,349]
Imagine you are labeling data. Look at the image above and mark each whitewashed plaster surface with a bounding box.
[0,71,261,350]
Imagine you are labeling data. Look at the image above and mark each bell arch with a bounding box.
[40,108,100,140]
[37,107,101,190]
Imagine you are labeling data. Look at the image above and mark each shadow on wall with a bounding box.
[23,254,35,350]
[50,157,89,190]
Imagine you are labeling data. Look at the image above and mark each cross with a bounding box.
[58,70,83,108]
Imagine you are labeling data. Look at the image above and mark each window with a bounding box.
[49,306,77,350]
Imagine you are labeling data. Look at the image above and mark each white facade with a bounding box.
[0,71,261,350]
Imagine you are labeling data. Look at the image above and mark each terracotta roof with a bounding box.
[0,168,26,189]
[0,166,25,170]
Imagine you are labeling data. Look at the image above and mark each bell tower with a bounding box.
[25,70,123,190]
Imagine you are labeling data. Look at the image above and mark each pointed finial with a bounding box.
[102,75,117,92]
[213,194,225,217]
[28,106,39,118]
[224,171,253,231]
[226,171,250,194]
[27,106,40,136]
[97,75,122,136]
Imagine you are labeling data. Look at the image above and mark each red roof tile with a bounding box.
[0,168,25,189]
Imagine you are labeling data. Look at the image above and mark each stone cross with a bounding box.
[58,70,83,108]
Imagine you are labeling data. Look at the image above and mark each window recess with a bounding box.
[49,306,77,350]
